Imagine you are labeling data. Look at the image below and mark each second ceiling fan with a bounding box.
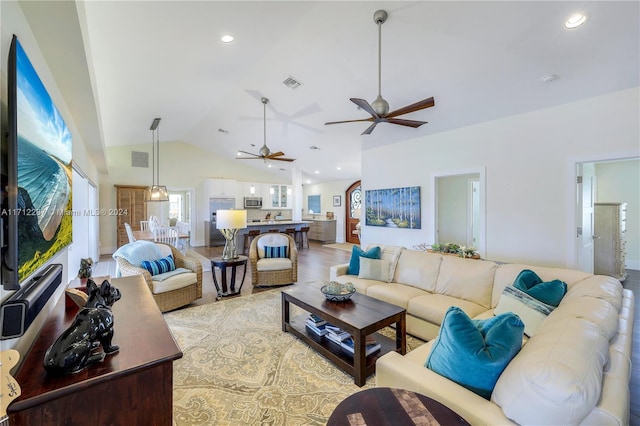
[236,97,295,163]
[325,10,435,135]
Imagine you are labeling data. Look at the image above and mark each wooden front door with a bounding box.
[345,181,362,244]
[115,185,148,248]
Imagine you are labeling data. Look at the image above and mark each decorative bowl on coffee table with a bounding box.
[321,281,356,302]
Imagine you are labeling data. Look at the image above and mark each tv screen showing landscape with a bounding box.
[15,37,72,283]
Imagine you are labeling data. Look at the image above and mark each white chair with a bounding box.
[176,221,191,253]
[124,222,136,243]
[154,226,179,247]
[148,215,160,232]
[140,220,149,231]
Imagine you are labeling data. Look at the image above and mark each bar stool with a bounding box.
[243,230,261,255]
[296,226,310,249]
[284,228,296,239]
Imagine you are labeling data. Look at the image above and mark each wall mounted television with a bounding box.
[2,35,73,291]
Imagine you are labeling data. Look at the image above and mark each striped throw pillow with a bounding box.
[264,245,288,258]
[141,255,176,276]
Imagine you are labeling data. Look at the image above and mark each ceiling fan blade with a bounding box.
[361,122,379,135]
[386,118,428,128]
[325,118,375,125]
[237,150,261,157]
[268,151,285,157]
[386,97,435,119]
[350,98,380,118]
[271,157,296,162]
[236,157,264,160]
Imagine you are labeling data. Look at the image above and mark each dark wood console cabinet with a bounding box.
[8,275,182,425]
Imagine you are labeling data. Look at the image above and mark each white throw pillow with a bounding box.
[358,257,391,281]
[494,285,555,337]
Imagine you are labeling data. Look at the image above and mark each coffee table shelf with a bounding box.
[282,282,406,387]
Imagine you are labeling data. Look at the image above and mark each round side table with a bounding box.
[327,387,469,426]
[210,255,248,298]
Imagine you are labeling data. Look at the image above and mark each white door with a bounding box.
[577,163,596,273]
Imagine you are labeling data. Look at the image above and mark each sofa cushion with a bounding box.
[435,256,497,309]
[493,316,609,425]
[348,245,381,275]
[358,257,391,281]
[494,285,555,337]
[425,306,524,399]
[141,255,176,276]
[367,244,404,281]
[408,293,489,327]
[264,245,288,258]
[562,275,623,311]
[366,283,428,309]
[548,296,619,340]
[333,275,381,294]
[512,269,567,307]
[394,250,442,292]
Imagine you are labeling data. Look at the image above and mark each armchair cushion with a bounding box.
[152,271,198,294]
[257,258,292,271]
[141,255,176,275]
[264,245,288,258]
[257,234,290,258]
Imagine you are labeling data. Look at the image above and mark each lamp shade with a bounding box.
[145,185,169,202]
[216,209,247,229]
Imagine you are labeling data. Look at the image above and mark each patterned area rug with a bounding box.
[164,289,424,425]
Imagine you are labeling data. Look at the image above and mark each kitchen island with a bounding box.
[237,221,311,253]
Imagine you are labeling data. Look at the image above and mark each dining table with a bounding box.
[132,229,190,241]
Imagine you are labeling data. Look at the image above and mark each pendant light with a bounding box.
[145,117,169,202]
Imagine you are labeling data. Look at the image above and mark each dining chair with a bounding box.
[153,226,179,247]
[124,222,136,243]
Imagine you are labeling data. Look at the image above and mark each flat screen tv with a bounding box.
[2,35,72,290]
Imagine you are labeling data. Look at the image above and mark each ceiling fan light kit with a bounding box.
[236,97,295,163]
[325,9,435,135]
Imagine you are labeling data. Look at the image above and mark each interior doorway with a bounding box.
[346,181,361,244]
[434,170,485,256]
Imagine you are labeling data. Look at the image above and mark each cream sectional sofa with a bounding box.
[329,244,634,425]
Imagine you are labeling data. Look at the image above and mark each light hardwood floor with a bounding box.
[96,243,639,424]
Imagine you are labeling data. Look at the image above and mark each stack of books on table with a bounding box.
[340,334,381,357]
[305,314,328,337]
[325,325,351,345]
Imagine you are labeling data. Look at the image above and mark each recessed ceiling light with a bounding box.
[306,179,311,184]
[314,170,320,174]
[221,34,235,43]
[542,74,559,83]
[336,166,342,170]
[565,14,587,29]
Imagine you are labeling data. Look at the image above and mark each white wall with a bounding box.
[362,88,640,269]
[302,179,357,243]
[99,141,290,252]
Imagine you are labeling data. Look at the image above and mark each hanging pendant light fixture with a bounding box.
[145,117,169,202]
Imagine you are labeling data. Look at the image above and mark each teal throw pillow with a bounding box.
[141,255,176,276]
[264,245,288,258]
[513,269,567,307]
[425,306,524,399]
[348,246,381,275]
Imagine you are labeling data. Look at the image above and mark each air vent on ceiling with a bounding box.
[283,76,303,89]
[131,151,149,168]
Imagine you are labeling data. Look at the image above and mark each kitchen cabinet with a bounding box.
[269,184,291,208]
[208,178,237,198]
[594,202,627,281]
[243,182,262,198]
[307,219,336,243]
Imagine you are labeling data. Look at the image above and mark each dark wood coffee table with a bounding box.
[281,281,406,387]
[327,387,470,425]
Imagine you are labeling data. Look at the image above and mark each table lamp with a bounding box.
[216,209,247,259]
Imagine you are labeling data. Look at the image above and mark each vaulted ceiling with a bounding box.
[20,1,640,183]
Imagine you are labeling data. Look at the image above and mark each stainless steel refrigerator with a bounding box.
[209,198,236,246]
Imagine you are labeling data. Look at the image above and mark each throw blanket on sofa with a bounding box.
[113,240,163,266]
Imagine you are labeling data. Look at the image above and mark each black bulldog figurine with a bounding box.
[43,279,121,375]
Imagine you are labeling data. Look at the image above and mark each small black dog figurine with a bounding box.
[43,279,121,375]
[78,258,93,278]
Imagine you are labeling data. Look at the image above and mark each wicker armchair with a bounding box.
[114,242,202,312]
[249,233,298,287]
